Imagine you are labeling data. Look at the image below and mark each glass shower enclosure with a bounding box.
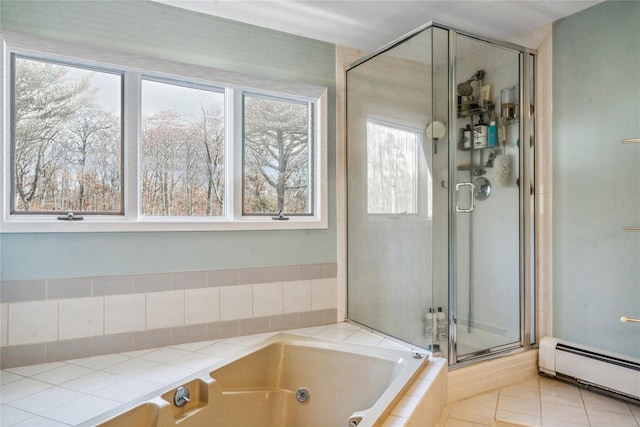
[346,23,535,366]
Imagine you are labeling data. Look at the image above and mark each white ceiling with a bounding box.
[152,0,601,52]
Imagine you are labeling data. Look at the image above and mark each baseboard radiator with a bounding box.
[539,337,640,402]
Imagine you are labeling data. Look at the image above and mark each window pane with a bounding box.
[243,94,312,215]
[141,79,225,216]
[12,56,122,214]
[367,120,419,214]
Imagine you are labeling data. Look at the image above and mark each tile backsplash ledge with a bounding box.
[0,263,338,368]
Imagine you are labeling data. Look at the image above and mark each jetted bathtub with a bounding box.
[88,332,428,427]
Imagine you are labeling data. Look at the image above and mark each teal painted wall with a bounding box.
[553,1,640,358]
[0,0,337,280]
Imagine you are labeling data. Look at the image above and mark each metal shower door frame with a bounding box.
[445,26,537,366]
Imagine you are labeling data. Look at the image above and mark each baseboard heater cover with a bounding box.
[539,336,640,401]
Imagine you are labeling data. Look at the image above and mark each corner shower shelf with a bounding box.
[458,146,501,152]
[458,106,486,118]
[457,164,490,171]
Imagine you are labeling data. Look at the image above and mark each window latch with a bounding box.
[272,210,289,221]
[57,212,84,221]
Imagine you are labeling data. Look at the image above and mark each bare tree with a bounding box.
[244,97,310,214]
[13,58,95,211]
[141,110,183,215]
[63,108,120,211]
[198,105,224,215]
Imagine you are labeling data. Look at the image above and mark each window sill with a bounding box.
[0,216,328,233]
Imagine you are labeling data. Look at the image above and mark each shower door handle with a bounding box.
[455,182,476,213]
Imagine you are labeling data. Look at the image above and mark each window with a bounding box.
[243,94,312,216]
[2,36,327,232]
[141,78,225,217]
[366,119,421,215]
[11,56,123,215]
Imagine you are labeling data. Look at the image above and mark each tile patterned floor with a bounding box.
[437,375,640,427]
[0,323,412,426]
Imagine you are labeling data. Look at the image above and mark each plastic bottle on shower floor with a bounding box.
[424,308,434,338]
[436,307,447,340]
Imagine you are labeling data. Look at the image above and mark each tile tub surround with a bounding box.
[0,323,447,427]
[0,263,338,369]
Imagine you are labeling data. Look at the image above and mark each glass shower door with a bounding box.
[451,34,523,361]
[347,26,449,351]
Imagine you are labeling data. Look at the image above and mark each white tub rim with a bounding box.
[83,331,429,427]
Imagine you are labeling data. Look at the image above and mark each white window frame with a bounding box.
[364,114,433,221]
[0,32,328,232]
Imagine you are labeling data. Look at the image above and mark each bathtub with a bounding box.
[88,332,428,427]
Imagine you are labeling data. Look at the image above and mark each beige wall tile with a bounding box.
[147,290,185,330]
[93,275,134,296]
[171,271,206,290]
[239,267,271,285]
[59,297,104,340]
[1,280,47,303]
[283,280,311,313]
[220,285,252,320]
[48,277,92,299]
[184,287,220,325]
[311,278,337,310]
[253,282,282,317]
[104,294,146,334]
[9,300,58,345]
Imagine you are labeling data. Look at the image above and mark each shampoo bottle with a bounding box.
[488,120,498,147]
[473,118,488,148]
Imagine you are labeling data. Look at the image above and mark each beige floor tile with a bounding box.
[461,391,499,409]
[542,401,589,425]
[539,377,579,393]
[541,418,589,427]
[629,403,640,420]
[586,408,639,427]
[540,387,584,407]
[445,418,491,427]
[580,389,633,415]
[449,402,496,425]
[518,377,541,388]
[496,408,541,426]
[499,394,541,416]
[501,384,541,400]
